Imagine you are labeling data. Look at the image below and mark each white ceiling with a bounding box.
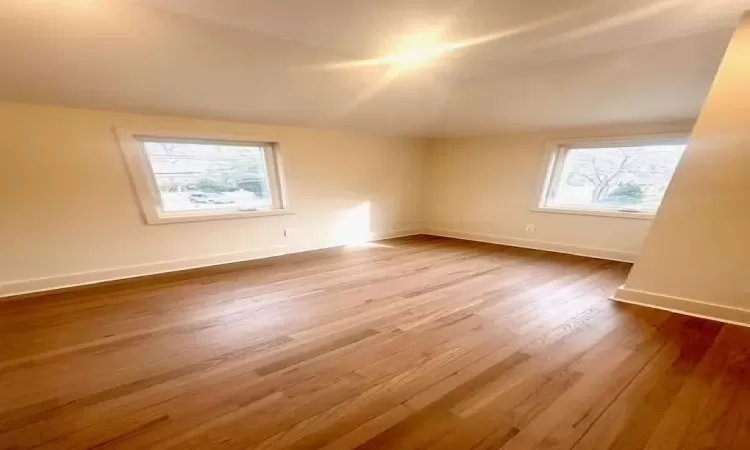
[1,0,748,136]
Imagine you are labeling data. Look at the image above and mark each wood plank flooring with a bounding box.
[1,235,749,449]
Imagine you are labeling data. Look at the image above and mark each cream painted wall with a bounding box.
[424,122,693,262]
[0,103,426,296]
[617,16,750,321]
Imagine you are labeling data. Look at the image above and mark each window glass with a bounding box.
[543,143,686,213]
[141,141,273,213]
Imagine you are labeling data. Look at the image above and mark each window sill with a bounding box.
[146,209,294,225]
[532,206,654,220]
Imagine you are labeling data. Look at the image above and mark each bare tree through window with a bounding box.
[544,143,686,213]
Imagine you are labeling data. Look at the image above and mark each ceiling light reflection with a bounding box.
[323,10,582,71]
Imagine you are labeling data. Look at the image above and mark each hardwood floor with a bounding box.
[1,235,748,449]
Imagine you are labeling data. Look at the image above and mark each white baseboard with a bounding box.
[371,228,424,240]
[0,245,289,299]
[0,228,422,299]
[289,228,424,254]
[613,287,750,328]
[425,228,636,263]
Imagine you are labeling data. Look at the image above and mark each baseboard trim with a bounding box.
[613,287,750,328]
[285,229,423,255]
[425,228,636,263]
[0,245,289,299]
[0,228,421,300]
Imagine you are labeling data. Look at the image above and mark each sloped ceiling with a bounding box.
[1,0,748,136]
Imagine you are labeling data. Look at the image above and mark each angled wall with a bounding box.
[615,15,750,326]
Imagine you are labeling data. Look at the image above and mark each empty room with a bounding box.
[1,0,749,448]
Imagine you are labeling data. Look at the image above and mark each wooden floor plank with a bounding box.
[1,236,748,449]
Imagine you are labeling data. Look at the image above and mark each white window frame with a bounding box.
[534,133,688,220]
[115,128,291,224]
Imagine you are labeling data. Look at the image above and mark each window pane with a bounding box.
[141,140,273,213]
[546,144,686,212]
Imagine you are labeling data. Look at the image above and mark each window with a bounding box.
[538,136,687,218]
[117,130,288,224]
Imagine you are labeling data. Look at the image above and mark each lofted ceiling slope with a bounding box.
[1,0,748,136]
